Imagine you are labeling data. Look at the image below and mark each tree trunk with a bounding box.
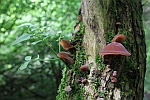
[57,0,146,100]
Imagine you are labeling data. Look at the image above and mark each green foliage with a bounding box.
[19,56,32,70]
[11,33,32,45]
[0,0,80,99]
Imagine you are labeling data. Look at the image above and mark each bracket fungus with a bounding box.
[57,52,74,65]
[60,40,74,52]
[100,42,131,56]
[100,34,130,56]
[99,34,131,83]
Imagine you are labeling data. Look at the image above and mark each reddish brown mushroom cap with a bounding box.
[116,22,121,25]
[80,65,89,72]
[100,42,131,56]
[110,76,117,83]
[60,40,74,51]
[57,52,74,64]
[112,34,126,43]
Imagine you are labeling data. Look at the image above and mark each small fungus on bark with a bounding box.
[78,77,87,84]
[110,76,117,83]
[80,65,89,72]
[112,71,117,77]
[78,15,82,22]
[57,52,74,65]
[112,34,126,43]
[81,78,87,84]
[116,22,121,26]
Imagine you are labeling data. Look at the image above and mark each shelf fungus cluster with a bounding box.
[100,34,131,83]
[57,40,89,84]
[57,40,74,65]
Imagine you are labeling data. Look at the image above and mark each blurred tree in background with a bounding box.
[0,0,80,100]
[143,0,150,100]
[0,0,150,100]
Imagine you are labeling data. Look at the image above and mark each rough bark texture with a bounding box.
[57,0,146,100]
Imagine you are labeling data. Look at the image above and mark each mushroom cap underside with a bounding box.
[57,52,74,64]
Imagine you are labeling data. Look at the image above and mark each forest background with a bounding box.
[0,0,150,100]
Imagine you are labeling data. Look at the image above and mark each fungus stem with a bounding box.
[58,34,62,52]
[42,38,58,56]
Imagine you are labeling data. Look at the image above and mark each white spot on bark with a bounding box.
[64,86,72,92]
[113,88,121,100]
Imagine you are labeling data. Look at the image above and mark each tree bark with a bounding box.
[57,0,146,100]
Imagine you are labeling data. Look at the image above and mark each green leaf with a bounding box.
[35,54,40,60]
[19,61,29,70]
[18,23,34,28]
[25,56,32,61]
[11,33,32,46]
[31,40,42,45]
